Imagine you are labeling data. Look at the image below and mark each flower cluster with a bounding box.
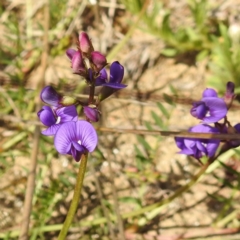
[175,82,239,161]
[38,32,127,161]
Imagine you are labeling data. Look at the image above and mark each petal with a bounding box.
[202,98,227,123]
[42,124,61,136]
[202,88,218,97]
[196,141,207,154]
[175,137,195,155]
[75,121,98,152]
[206,140,220,157]
[234,123,240,133]
[102,82,127,89]
[40,86,62,107]
[109,61,124,84]
[190,101,207,119]
[71,144,83,162]
[95,68,107,86]
[66,49,76,60]
[54,122,77,154]
[38,106,56,126]
[56,106,78,123]
[72,141,85,152]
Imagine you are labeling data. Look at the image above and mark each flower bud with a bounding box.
[83,105,100,122]
[91,51,107,71]
[79,32,94,55]
[71,51,86,76]
[40,86,62,107]
[66,49,76,60]
[60,96,78,106]
[224,81,235,109]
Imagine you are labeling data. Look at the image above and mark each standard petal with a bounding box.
[56,106,78,123]
[40,86,62,107]
[202,88,218,98]
[75,120,98,152]
[109,61,124,84]
[66,49,76,60]
[202,97,227,123]
[54,122,77,154]
[38,106,56,126]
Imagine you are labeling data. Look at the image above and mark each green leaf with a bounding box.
[156,102,170,119]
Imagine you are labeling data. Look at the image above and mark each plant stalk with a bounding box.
[58,153,88,239]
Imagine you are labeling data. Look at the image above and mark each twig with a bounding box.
[19,1,49,239]
[2,113,240,141]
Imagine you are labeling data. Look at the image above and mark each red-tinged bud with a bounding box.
[83,105,100,122]
[71,51,86,76]
[224,81,235,109]
[79,32,94,55]
[91,51,107,71]
[66,49,76,60]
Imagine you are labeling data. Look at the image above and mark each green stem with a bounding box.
[58,153,88,240]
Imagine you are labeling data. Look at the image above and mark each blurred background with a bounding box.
[1,0,240,239]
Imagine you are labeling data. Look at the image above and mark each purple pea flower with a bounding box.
[190,88,227,123]
[38,105,78,136]
[54,120,98,162]
[95,61,127,89]
[175,124,220,160]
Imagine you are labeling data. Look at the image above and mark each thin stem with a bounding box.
[88,84,96,104]
[58,153,88,240]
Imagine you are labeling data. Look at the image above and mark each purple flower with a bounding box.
[38,105,78,136]
[175,124,220,160]
[54,120,98,162]
[190,88,227,123]
[95,61,127,89]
